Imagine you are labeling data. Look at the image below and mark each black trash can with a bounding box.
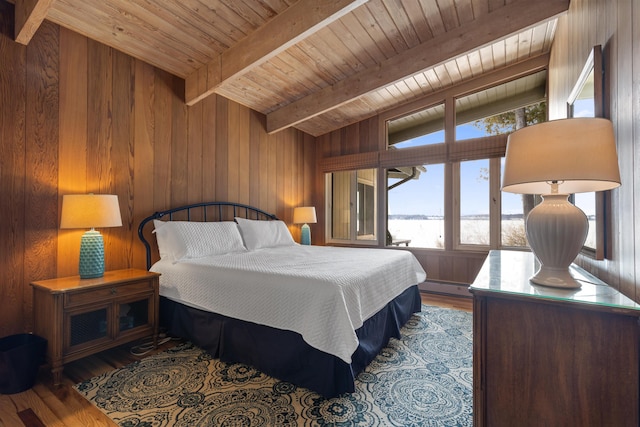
[0,333,47,394]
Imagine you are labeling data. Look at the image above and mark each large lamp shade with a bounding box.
[503,118,620,194]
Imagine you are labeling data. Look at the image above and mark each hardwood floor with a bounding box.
[421,291,473,312]
[0,337,179,427]
[0,292,471,427]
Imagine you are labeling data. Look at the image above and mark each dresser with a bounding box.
[470,250,640,427]
[31,269,160,385]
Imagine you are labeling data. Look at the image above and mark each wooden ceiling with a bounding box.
[14,0,570,137]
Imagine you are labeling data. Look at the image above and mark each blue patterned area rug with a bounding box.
[74,305,472,426]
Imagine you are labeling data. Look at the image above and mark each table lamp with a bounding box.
[293,206,317,245]
[60,194,122,279]
[502,118,620,288]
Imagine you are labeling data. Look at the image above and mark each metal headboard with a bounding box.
[138,201,278,270]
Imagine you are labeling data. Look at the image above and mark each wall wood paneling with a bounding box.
[0,2,316,336]
[548,0,639,302]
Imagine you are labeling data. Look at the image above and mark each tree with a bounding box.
[473,102,546,135]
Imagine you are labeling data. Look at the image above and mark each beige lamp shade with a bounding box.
[293,206,317,224]
[502,117,621,195]
[60,194,122,229]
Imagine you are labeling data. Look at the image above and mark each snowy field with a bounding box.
[388,219,596,249]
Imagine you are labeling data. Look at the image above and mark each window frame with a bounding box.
[381,73,546,251]
[452,158,504,251]
[566,45,610,260]
[323,58,549,252]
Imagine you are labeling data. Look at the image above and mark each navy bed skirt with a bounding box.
[160,285,421,398]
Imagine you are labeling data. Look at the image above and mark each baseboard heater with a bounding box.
[419,280,471,297]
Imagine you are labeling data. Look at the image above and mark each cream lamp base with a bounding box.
[525,194,588,289]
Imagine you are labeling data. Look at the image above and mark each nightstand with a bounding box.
[30,269,160,385]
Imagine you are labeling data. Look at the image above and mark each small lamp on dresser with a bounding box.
[60,194,122,279]
[502,117,620,289]
[293,206,317,245]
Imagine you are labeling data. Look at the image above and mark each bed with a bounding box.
[138,201,426,398]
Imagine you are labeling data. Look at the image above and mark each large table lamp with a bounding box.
[60,194,122,279]
[502,118,620,288]
[293,206,317,245]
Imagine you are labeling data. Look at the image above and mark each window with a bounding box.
[570,72,597,249]
[387,164,444,249]
[357,170,376,239]
[326,169,377,244]
[574,193,596,248]
[452,74,546,250]
[325,69,548,251]
[458,159,490,246]
[500,158,529,248]
[567,45,603,255]
[387,103,445,149]
[330,171,351,240]
[455,71,547,141]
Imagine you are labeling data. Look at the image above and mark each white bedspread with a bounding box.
[151,245,426,363]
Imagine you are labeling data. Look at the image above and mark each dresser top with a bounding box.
[470,250,640,313]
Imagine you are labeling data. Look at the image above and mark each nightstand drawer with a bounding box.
[64,281,153,308]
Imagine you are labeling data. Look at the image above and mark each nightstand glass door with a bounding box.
[69,307,109,347]
[119,299,149,332]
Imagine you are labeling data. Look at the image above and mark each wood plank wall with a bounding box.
[0,2,317,336]
[548,0,639,302]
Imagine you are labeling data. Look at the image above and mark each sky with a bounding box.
[388,122,525,216]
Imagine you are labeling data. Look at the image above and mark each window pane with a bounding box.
[456,110,508,141]
[570,76,596,250]
[387,164,444,248]
[574,193,596,249]
[387,103,445,149]
[331,171,351,240]
[328,169,377,243]
[569,66,595,118]
[572,98,595,118]
[460,159,489,245]
[500,159,528,247]
[455,71,547,141]
[357,169,376,240]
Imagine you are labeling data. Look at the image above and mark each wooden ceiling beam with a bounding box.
[15,0,55,45]
[266,0,570,134]
[185,0,369,106]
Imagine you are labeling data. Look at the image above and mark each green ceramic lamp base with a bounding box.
[79,229,105,279]
[301,223,311,245]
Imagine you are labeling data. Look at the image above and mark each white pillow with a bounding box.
[153,220,246,261]
[153,219,186,261]
[235,217,296,250]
